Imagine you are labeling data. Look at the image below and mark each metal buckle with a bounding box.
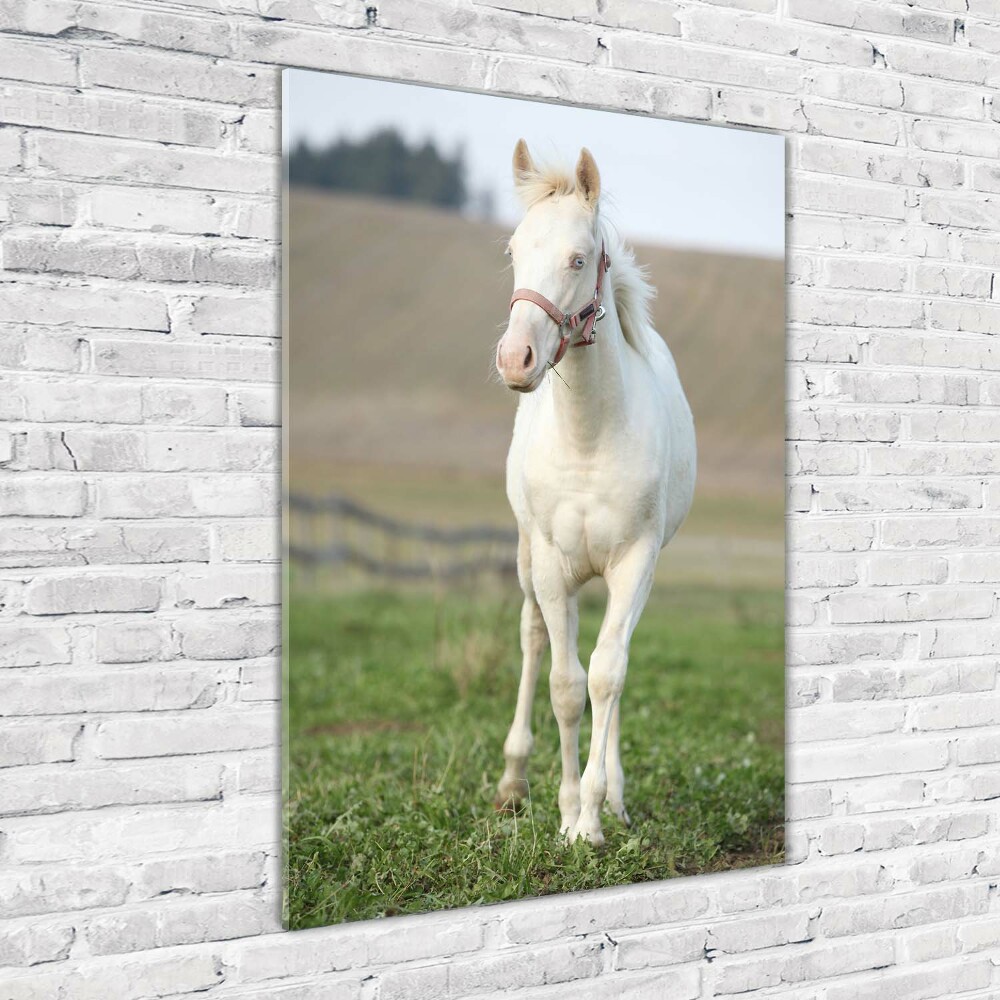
[594,304,606,322]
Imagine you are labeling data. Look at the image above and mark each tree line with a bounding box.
[288,128,468,211]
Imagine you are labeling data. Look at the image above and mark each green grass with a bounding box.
[285,584,784,929]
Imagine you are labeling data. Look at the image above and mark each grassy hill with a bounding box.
[289,187,783,490]
[287,187,785,586]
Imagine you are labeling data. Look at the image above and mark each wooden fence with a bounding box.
[287,492,519,584]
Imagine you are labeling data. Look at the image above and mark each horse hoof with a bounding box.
[567,823,605,848]
[606,802,632,827]
[494,792,526,814]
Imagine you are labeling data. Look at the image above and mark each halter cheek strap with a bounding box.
[509,242,611,367]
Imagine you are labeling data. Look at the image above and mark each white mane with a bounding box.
[599,217,664,366]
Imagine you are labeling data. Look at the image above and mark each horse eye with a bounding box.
[571,255,586,270]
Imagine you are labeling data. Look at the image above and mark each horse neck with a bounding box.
[548,293,628,447]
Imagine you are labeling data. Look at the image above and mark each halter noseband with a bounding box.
[509,242,611,367]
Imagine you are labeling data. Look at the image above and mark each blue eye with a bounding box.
[571,255,586,270]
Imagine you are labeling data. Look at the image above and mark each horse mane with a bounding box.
[516,161,665,365]
[598,217,663,365]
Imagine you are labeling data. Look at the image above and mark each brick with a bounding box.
[239,660,279,701]
[922,191,1000,231]
[87,187,274,240]
[829,589,993,624]
[0,325,81,373]
[80,48,273,106]
[789,408,900,441]
[0,81,224,147]
[215,520,280,561]
[913,263,993,298]
[789,702,906,740]
[911,693,1000,731]
[141,385,228,426]
[0,623,73,667]
[801,101,900,145]
[825,957,990,1000]
[0,719,80,768]
[132,851,266,899]
[869,554,949,586]
[792,176,907,220]
[0,865,129,919]
[789,0,954,42]
[879,40,992,85]
[0,921,74,967]
[928,299,1000,336]
[2,757,222,815]
[0,670,219,716]
[189,293,278,338]
[717,89,805,131]
[174,567,278,609]
[790,289,923,327]
[75,2,233,55]
[712,936,894,994]
[232,388,278,427]
[792,737,948,781]
[1,230,272,288]
[95,621,176,663]
[33,133,272,195]
[176,616,279,659]
[24,574,162,615]
[788,518,874,552]
[95,474,277,518]
[0,0,76,35]
[94,709,275,758]
[816,481,980,513]
[237,23,487,87]
[36,428,278,473]
[0,283,168,331]
[0,36,77,86]
[90,338,277,382]
[85,895,275,955]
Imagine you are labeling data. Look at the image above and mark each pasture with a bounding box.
[285,582,784,928]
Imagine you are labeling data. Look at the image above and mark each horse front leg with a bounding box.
[530,539,586,837]
[572,540,658,846]
[496,594,548,810]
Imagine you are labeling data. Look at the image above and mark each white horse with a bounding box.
[493,140,696,846]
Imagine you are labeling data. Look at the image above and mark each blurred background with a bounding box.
[285,70,785,592]
[283,70,787,928]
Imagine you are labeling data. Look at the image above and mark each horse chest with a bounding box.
[524,458,657,574]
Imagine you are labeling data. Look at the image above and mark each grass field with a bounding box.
[285,583,784,928]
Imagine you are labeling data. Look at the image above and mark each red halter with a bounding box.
[509,243,611,367]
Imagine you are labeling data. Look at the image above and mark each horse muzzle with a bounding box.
[496,333,544,391]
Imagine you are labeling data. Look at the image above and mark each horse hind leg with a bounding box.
[605,701,631,826]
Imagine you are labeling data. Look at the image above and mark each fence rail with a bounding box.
[287,492,519,583]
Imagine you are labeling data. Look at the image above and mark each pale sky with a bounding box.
[283,69,785,258]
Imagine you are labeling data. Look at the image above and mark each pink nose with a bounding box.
[497,337,535,375]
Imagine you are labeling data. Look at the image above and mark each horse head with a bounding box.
[495,139,606,392]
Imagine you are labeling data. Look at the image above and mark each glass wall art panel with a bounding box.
[282,68,786,929]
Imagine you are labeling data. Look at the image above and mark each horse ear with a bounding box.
[575,147,601,208]
[512,138,537,186]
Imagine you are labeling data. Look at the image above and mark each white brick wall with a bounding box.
[1,0,999,996]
